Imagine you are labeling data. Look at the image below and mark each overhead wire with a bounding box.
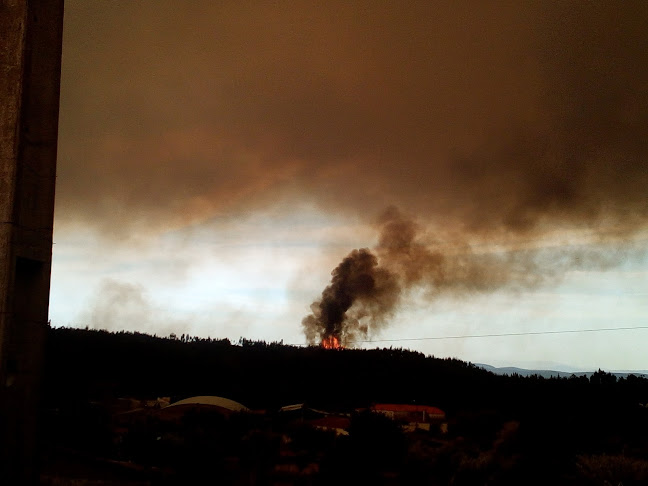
[288,325,648,347]
[349,325,648,344]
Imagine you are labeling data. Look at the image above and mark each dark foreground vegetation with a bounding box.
[40,327,648,485]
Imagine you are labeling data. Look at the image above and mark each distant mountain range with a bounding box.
[477,363,648,379]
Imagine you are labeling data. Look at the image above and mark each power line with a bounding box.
[348,325,648,345]
[288,325,648,347]
[289,325,648,346]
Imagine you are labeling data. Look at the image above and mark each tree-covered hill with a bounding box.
[43,327,648,418]
[40,327,648,485]
[43,327,498,411]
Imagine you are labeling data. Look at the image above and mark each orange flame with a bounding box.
[321,335,342,349]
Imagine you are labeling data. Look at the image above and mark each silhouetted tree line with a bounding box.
[42,327,648,412]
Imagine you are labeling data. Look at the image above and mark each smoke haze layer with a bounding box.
[58,1,648,240]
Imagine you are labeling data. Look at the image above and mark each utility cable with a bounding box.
[348,325,648,345]
[288,325,648,346]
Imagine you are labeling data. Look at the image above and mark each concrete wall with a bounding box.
[0,1,64,484]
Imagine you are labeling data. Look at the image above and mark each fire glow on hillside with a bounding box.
[321,335,342,350]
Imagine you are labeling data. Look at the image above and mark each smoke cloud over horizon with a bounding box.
[80,279,191,336]
[302,208,640,345]
[58,1,648,243]
[56,2,648,347]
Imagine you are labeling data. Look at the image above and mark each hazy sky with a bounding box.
[51,1,648,370]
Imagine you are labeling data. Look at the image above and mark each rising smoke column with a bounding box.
[302,207,615,346]
[301,248,399,346]
[302,208,428,346]
[300,208,500,346]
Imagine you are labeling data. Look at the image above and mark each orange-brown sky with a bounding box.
[52,1,648,369]
[57,1,648,237]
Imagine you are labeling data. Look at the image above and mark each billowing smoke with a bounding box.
[302,207,634,345]
[301,248,399,346]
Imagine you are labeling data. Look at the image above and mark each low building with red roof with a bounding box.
[371,403,447,433]
[309,416,351,436]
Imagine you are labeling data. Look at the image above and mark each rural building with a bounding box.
[371,403,447,433]
[161,395,250,417]
[278,403,332,422]
[309,416,351,436]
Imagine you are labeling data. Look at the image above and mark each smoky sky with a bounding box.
[57,1,648,239]
[80,279,187,334]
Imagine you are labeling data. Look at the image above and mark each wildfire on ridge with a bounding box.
[321,335,342,349]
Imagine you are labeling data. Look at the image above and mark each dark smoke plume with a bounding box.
[302,208,634,345]
[302,248,399,346]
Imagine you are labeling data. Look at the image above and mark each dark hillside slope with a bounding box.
[42,328,499,411]
[43,328,648,418]
[40,328,648,484]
